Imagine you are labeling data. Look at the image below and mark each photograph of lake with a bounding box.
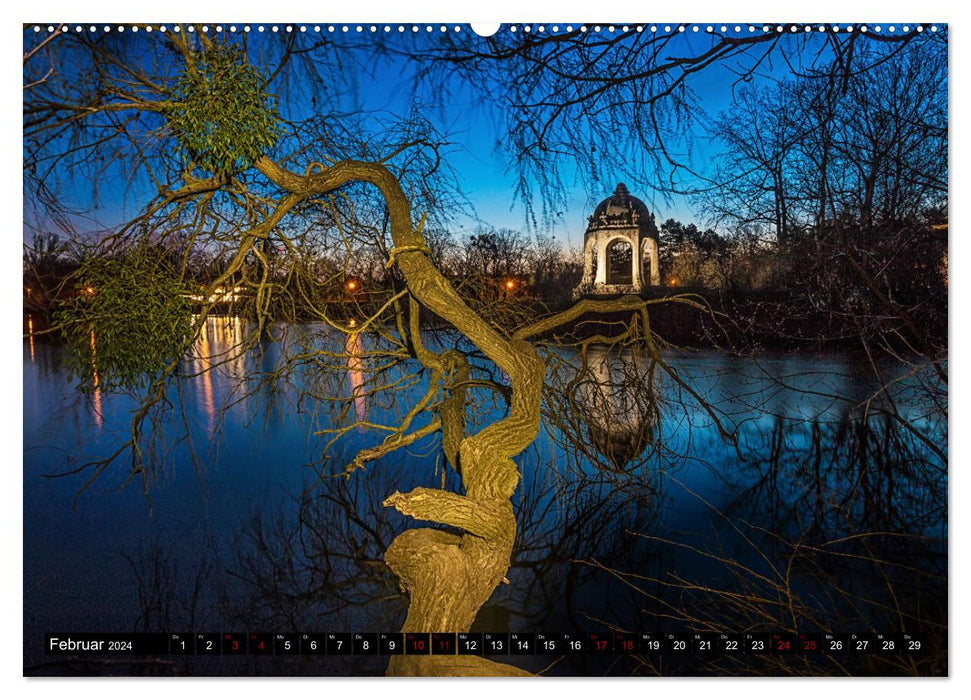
[22,19,947,678]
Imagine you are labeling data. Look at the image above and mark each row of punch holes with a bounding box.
[32,24,941,36]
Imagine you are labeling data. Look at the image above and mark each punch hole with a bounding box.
[471,23,501,37]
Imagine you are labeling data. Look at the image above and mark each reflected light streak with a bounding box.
[216,316,246,379]
[27,315,34,362]
[89,330,103,429]
[195,318,217,432]
[191,316,247,432]
[345,330,367,425]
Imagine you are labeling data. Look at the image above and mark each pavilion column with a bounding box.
[631,232,643,289]
[583,237,596,285]
[594,235,607,285]
[648,239,660,286]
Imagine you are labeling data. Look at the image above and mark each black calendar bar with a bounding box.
[43,631,929,655]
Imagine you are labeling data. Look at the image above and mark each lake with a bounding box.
[23,316,947,675]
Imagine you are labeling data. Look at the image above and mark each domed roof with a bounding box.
[587,183,658,239]
[588,421,655,473]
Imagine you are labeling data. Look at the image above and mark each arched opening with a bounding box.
[606,238,633,285]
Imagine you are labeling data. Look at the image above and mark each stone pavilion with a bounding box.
[573,183,660,298]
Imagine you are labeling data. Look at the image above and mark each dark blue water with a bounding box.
[23,318,947,675]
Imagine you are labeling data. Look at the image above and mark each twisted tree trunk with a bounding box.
[255,156,544,676]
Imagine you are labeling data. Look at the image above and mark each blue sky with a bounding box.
[22,22,942,253]
[302,26,813,250]
[316,28,745,248]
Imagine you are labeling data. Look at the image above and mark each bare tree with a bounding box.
[23,26,725,676]
[410,25,942,224]
[23,24,946,677]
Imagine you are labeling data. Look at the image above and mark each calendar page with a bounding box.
[22,19,947,678]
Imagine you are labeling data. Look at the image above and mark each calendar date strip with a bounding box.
[46,632,929,656]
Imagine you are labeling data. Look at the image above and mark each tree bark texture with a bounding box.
[255,156,545,676]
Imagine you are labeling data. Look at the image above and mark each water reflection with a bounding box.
[544,345,663,477]
[22,326,947,676]
[732,411,946,552]
[577,345,659,472]
[187,316,247,432]
[89,330,102,429]
[191,318,217,431]
[615,409,948,676]
[345,329,368,425]
[27,314,35,362]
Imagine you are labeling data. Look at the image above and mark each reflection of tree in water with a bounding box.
[229,468,410,636]
[219,441,663,673]
[601,388,946,676]
[744,414,945,540]
[101,344,946,677]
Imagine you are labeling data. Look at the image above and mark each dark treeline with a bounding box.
[695,38,947,357]
[23,201,947,356]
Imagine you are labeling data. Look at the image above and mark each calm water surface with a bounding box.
[23,318,946,675]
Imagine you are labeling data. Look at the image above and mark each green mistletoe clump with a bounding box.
[164,45,282,175]
[56,250,193,392]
